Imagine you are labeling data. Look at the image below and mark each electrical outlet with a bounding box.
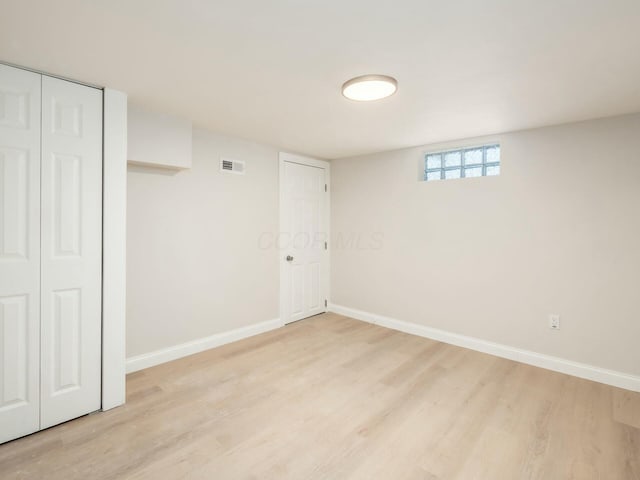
[549,314,560,330]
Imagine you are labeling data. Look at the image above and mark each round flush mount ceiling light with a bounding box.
[342,74,398,101]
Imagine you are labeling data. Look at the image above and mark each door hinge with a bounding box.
[325,299,328,307]
[324,241,328,250]
[325,184,327,192]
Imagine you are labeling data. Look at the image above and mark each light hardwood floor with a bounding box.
[1,313,639,479]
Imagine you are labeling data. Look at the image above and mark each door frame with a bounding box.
[102,89,128,410]
[279,152,330,325]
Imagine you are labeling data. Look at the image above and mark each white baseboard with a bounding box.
[126,318,284,373]
[329,303,640,393]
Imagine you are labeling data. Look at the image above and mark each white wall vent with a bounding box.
[220,158,245,175]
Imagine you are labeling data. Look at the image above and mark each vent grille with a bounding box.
[220,158,245,175]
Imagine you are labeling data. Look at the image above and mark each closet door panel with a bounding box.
[0,64,41,444]
[40,76,102,429]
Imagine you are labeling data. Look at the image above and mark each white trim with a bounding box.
[126,318,284,373]
[279,151,329,170]
[279,152,331,325]
[102,89,128,410]
[329,303,640,393]
[0,60,104,89]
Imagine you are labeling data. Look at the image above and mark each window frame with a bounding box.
[423,143,500,182]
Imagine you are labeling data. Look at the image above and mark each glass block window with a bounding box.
[424,144,500,182]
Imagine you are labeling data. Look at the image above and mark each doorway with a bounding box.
[279,152,330,324]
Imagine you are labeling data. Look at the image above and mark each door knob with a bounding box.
[286,255,294,262]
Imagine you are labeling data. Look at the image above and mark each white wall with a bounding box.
[126,128,279,357]
[331,113,640,377]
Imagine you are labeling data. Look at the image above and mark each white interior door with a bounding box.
[280,154,329,324]
[0,64,42,443]
[40,76,102,429]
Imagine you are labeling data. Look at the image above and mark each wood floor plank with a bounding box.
[1,313,638,480]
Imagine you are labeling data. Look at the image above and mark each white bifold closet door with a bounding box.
[0,64,42,443]
[40,76,103,429]
[0,64,103,443]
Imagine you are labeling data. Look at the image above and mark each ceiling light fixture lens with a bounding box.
[342,74,398,101]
